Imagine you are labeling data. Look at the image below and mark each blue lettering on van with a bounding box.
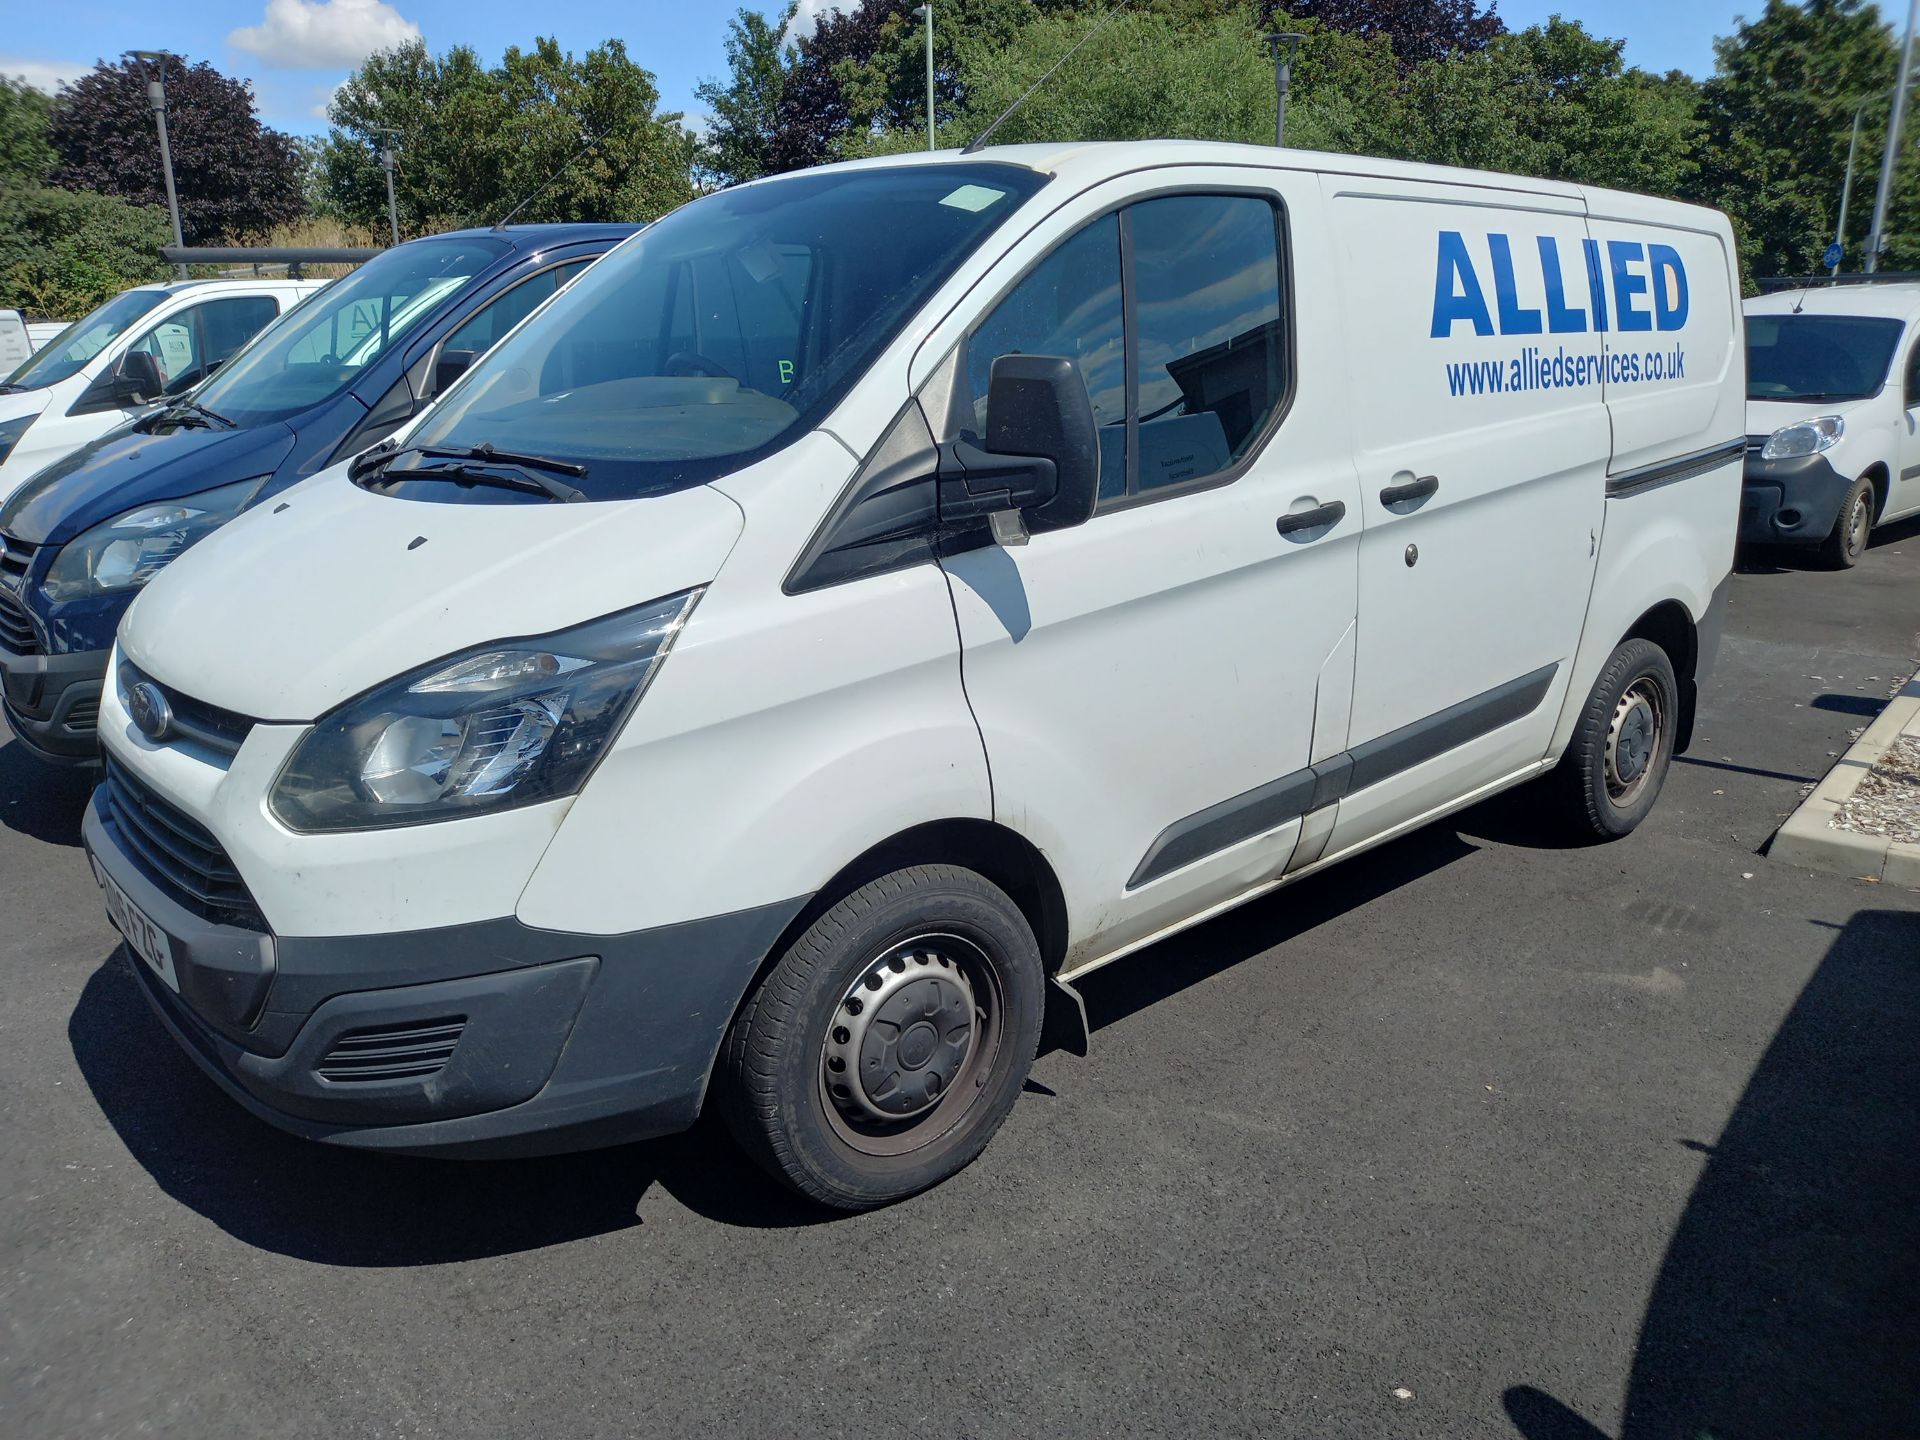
[1430,231,1687,338]
[1430,231,1495,338]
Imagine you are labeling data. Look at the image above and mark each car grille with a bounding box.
[316,1018,467,1083]
[0,533,31,584]
[1745,434,1769,456]
[0,586,39,656]
[116,661,254,756]
[66,696,99,732]
[101,755,265,931]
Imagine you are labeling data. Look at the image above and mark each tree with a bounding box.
[0,75,56,187]
[0,185,171,316]
[1693,0,1913,280]
[320,37,697,232]
[1268,0,1505,68]
[696,8,792,187]
[47,56,304,243]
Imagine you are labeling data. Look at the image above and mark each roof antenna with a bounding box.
[962,0,1131,154]
[492,126,610,230]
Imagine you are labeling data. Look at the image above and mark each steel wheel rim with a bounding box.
[818,931,1004,1159]
[1847,492,1871,559]
[1605,675,1665,806]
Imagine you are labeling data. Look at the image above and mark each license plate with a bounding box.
[95,860,179,992]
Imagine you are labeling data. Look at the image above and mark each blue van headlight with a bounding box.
[42,476,269,601]
[269,590,701,832]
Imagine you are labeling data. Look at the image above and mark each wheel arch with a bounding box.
[1621,598,1701,752]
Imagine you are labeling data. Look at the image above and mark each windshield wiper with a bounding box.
[414,442,588,477]
[150,396,236,430]
[384,462,587,504]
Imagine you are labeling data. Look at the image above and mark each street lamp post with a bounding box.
[130,51,186,279]
[913,5,934,151]
[1835,103,1864,275]
[1266,33,1305,148]
[1867,0,1920,272]
[374,126,402,245]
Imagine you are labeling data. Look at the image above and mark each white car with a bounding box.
[0,278,326,501]
[1743,280,1920,566]
[89,141,1742,1209]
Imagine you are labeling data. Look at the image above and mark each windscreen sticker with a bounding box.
[1429,230,1690,399]
[940,184,1006,213]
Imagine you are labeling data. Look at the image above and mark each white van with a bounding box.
[0,311,31,373]
[1743,280,1920,565]
[0,278,324,499]
[85,143,1741,1209]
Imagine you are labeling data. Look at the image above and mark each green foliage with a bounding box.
[0,75,56,187]
[0,184,171,317]
[696,8,792,186]
[319,37,697,232]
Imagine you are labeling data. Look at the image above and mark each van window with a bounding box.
[126,295,281,396]
[390,162,1048,500]
[962,192,1286,507]
[442,268,567,359]
[1745,314,1903,403]
[193,237,508,426]
[964,215,1127,499]
[1128,195,1285,494]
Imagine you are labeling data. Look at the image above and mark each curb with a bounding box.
[1771,673,1920,889]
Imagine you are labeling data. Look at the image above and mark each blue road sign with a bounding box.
[1824,242,1845,268]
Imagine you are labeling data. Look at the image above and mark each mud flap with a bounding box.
[1042,974,1090,1058]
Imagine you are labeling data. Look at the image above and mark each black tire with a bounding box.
[1557,638,1679,841]
[1821,474,1875,569]
[717,864,1044,1211]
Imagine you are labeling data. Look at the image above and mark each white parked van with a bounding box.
[0,278,324,500]
[1743,279,1920,566]
[85,142,1741,1209]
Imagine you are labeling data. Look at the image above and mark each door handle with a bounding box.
[1380,474,1439,507]
[1275,500,1346,536]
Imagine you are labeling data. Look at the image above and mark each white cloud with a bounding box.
[0,55,89,94]
[229,0,421,71]
[781,0,855,48]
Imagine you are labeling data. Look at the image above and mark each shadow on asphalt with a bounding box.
[0,739,92,847]
[1738,511,1920,574]
[1503,906,1920,1439]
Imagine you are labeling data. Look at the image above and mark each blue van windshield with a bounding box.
[194,236,509,426]
[387,163,1049,500]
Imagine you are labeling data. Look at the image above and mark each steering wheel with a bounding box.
[663,351,738,382]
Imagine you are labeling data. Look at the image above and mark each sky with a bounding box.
[0,1,1762,139]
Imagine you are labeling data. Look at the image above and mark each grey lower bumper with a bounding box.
[85,791,807,1157]
[1740,453,1854,546]
[0,642,106,763]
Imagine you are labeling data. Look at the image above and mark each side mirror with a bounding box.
[111,350,166,405]
[432,348,477,396]
[938,354,1100,534]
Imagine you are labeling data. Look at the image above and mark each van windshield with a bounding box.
[193,236,508,426]
[2,288,168,391]
[388,162,1049,501]
[1745,313,1904,402]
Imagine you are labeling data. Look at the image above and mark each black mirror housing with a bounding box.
[112,349,166,405]
[984,354,1099,532]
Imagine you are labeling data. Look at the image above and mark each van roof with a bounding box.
[1744,281,1920,324]
[127,277,331,298]
[802,138,1725,222]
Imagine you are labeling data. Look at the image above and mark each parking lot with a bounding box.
[0,525,1914,1438]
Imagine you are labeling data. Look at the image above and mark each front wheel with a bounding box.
[717,865,1044,1211]
[1821,475,1875,569]
[1557,638,1679,841]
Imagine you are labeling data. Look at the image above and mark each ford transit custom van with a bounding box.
[84,143,1743,1209]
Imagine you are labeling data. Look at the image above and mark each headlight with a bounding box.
[0,413,33,465]
[1760,415,1845,460]
[269,590,701,832]
[42,476,269,602]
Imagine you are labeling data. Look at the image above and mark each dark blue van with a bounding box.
[0,224,637,762]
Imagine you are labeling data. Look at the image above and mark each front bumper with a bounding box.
[1740,452,1855,546]
[84,789,805,1157]
[0,640,107,764]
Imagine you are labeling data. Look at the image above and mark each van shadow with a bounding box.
[0,737,93,847]
[1738,511,1920,574]
[1502,906,1920,1439]
[68,954,830,1264]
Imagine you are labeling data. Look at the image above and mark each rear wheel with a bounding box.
[1822,475,1874,569]
[717,865,1044,1211]
[1558,638,1679,841]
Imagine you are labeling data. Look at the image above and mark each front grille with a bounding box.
[317,1018,467,1083]
[101,755,265,931]
[0,534,31,583]
[65,696,99,732]
[116,662,254,756]
[0,587,39,656]
[1745,434,1768,455]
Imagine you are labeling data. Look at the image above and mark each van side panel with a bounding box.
[515,438,993,936]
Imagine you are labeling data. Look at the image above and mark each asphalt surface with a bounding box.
[3,523,1918,1440]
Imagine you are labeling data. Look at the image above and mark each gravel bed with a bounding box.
[1833,732,1920,846]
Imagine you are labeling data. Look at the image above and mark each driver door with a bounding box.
[1898,333,1920,521]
